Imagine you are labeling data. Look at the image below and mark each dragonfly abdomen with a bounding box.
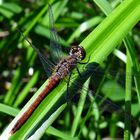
[11,75,60,134]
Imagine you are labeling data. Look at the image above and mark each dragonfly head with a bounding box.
[69,45,86,60]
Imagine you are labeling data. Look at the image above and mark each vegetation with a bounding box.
[0,0,140,139]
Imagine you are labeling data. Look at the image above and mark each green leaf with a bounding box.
[101,80,125,101]
[0,3,22,18]
[0,103,19,117]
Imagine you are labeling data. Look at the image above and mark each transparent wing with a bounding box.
[48,4,63,63]
[17,29,55,77]
[66,62,134,121]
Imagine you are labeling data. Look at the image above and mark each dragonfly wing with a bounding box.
[66,63,133,121]
[71,77,133,120]
[48,4,63,62]
[37,50,55,77]
[17,29,54,77]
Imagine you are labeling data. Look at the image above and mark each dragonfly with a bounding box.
[9,4,134,135]
[10,5,87,134]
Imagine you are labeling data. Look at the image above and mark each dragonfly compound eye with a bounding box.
[70,45,86,60]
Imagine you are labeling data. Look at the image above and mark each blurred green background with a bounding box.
[0,0,140,139]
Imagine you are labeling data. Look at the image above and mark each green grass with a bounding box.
[0,0,140,140]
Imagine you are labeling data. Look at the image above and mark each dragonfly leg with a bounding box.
[65,66,82,103]
[76,66,82,77]
[65,71,73,102]
[78,55,90,64]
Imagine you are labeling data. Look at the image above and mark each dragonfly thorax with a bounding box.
[69,45,86,61]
